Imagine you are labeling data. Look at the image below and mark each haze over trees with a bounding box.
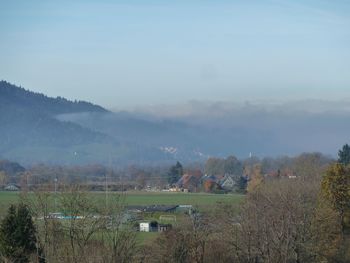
[204,156,243,176]
[0,152,334,194]
[0,81,168,166]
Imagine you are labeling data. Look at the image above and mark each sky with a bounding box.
[1,0,350,109]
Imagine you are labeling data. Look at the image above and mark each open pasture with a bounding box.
[0,191,243,216]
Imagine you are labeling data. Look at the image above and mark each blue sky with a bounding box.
[1,0,349,109]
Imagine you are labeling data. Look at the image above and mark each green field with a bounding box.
[119,191,242,206]
[0,191,243,216]
[136,231,159,245]
[0,191,243,245]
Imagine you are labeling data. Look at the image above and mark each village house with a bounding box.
[219,174,236,190]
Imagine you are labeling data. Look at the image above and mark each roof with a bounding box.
[176,172,203,188]
[4,184,20,191]
[201,175,217,182]
[127,205,179,213]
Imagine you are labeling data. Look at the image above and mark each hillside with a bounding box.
[2,81,348,166]
[0,82,104,163]
[0,81,107,115]
[0,82,227,164]
[0,81,170,165]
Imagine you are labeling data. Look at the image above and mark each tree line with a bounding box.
[140,145,350,262]
[0,146,349,262]
[0,186,137,263]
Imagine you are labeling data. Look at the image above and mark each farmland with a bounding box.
[0,190,244,245]
[0,191,244,216]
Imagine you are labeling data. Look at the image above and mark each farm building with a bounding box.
[176,204,193,214]
[4,184,20,191]
[127,205,178,213]
[158,223,172,232]
[139,222,172,232]
[139,221,158,232]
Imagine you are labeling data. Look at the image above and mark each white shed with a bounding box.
[140,222,150,232]
[140,222,159,232]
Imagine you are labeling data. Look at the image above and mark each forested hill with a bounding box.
[0,81,167,165]
[0,81,112,164]
[0,81,108,116]
[2,80,347,166]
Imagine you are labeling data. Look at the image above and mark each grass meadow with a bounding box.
[0,191,244,245]
[0,191,243,216]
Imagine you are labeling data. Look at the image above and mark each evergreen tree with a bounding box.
[236,176,248,194]
[338,144,350,165]
[0,203,37,263]
[168,161,183,185]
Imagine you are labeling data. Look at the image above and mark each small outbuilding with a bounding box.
[4,184,20,191]
[139,221,158,232]
[140,221,172,232]
[158,224,172,232]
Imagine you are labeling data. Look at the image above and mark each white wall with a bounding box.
[140,222,150,232]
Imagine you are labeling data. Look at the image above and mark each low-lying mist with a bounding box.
[58,99,350,159]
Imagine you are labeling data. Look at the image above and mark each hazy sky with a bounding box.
[1,0,349,109]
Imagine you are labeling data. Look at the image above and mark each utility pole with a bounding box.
[26,172,29,192]
[106,153,111,209]
[105,169,108,209]
[54,177,58,212]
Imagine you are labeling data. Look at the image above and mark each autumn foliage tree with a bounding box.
[320,145,350,260]
[321,163,350,232]
[0,171,7,187]
[246,164,264,193]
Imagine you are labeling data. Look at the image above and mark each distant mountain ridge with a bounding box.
[0,81,181,166]
[0,81,115,164]
[0,80,107,116]
[1,80,346,166]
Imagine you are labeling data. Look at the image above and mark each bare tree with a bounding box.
[21,185,137,263]
[142,209,211,263]
[57,185,106,263]
[101,193,137,263]
[214,176,345,263]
